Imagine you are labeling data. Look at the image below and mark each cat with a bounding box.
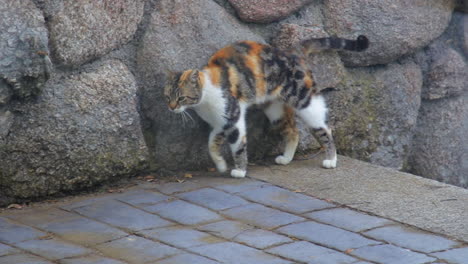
[164,35,369,178]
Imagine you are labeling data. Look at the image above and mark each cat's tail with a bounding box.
[300,35,369,55]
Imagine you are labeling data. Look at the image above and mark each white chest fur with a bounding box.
[192,72,227,129]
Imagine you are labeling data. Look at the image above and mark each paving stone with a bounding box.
[60,196,118,211]
[0,243,19,256]
[266,241,358,264]
[154,181,205,194]
[0,254,53,264]
[73,199,172,231]
[190,242,292,264]
[222,203,304,229]
[96,235,181,263]
[198,220,253,239]
[39,217,128,246]
[140,226,224,249]
[305,207,393,232]
[0,217,47,244]
[59,254,127,264]
[364,225,460,253]
[233,229,293,249]
[116,190,171,207]
[237,185,334,213]
[4,208,78,226]
[431,247,468,264]
[155,253,221,264]
[144,200,223,225]
[15,238,92,260]
[352,244,436,264]
[277,221,378,251]
[213,179,271,194]
[177,188,249,210]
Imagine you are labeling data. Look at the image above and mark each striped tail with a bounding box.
[300,35,369,55]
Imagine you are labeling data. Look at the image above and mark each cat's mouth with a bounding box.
[171,106,187,114]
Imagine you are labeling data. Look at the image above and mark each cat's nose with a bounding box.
[168,102,177,110]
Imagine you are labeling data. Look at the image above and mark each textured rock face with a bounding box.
[0,60,148,200]
[409,95,468,188]
[137,0,265,171]
[0,0,51,100]
[228,0,313,23]
[327,59,422,169]
[43,0,145,66]
[422,47,467,100]
[323,0,455,66]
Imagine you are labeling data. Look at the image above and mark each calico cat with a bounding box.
[164,35,369,178]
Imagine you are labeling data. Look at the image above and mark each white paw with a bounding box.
[275,155,292,165]
[231,169,246,178]
[322,156,337,169]
[216,160,227,173]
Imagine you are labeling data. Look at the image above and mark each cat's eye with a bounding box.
[178,96,187,102]
[165,96,170,102]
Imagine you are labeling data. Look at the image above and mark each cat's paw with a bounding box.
[275,155,292,165]
[322,156,337,169]
[215,160,227,173]
[231,169,246,178]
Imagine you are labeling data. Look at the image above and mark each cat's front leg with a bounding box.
[226,115,248,178]
[208,129,227,173]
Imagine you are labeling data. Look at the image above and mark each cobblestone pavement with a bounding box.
[1,176,467,264]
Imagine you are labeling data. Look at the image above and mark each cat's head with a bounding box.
[164,70,203,113]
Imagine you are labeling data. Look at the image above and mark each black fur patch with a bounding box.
[228,129,239,144]
[294,71,304,79]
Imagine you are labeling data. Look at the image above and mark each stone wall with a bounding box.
[0,0,466,204]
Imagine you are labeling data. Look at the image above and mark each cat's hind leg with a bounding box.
[208,129,227,173]
[297,95,337,169]
[264,101,299,165]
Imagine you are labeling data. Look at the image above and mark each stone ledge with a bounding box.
[248,154,468,243]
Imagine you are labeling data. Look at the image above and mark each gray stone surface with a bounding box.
[198,220,253,240]
[96,235,181,263]
[213,179,271,194]
[73,199,171,231]
[277,221,379,251]
[136,0,265,171]
[267,241,357,264]
[323,0,455,66]
[116,190,171,207]
[0,217,46,244]
[0,60,148,203]
[155,253,221,264]
[1,174,467,264]
[227,0,313,23]
[327,59,422,169]
[0,254,53,264]
[249,156,468,243]
[15,238,92,260]
[0,0,51,101]
[232,229,292,249]
[408,95,468,188]
[305,208,393,232]
[190,242,291,264]
[177,188,249,211]
[352,244,436,264]
[60,255,127,264]
[222,203,304,229]
[38,216,128,246]
[42,0,145,66]
[0,243,19,257]
[144,200,223,225]
[364,225,460,253]
[432,247,468,264]
[237,185,334,213]
[140,226,223,249]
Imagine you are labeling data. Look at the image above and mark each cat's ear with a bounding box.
[190,70,200,83]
